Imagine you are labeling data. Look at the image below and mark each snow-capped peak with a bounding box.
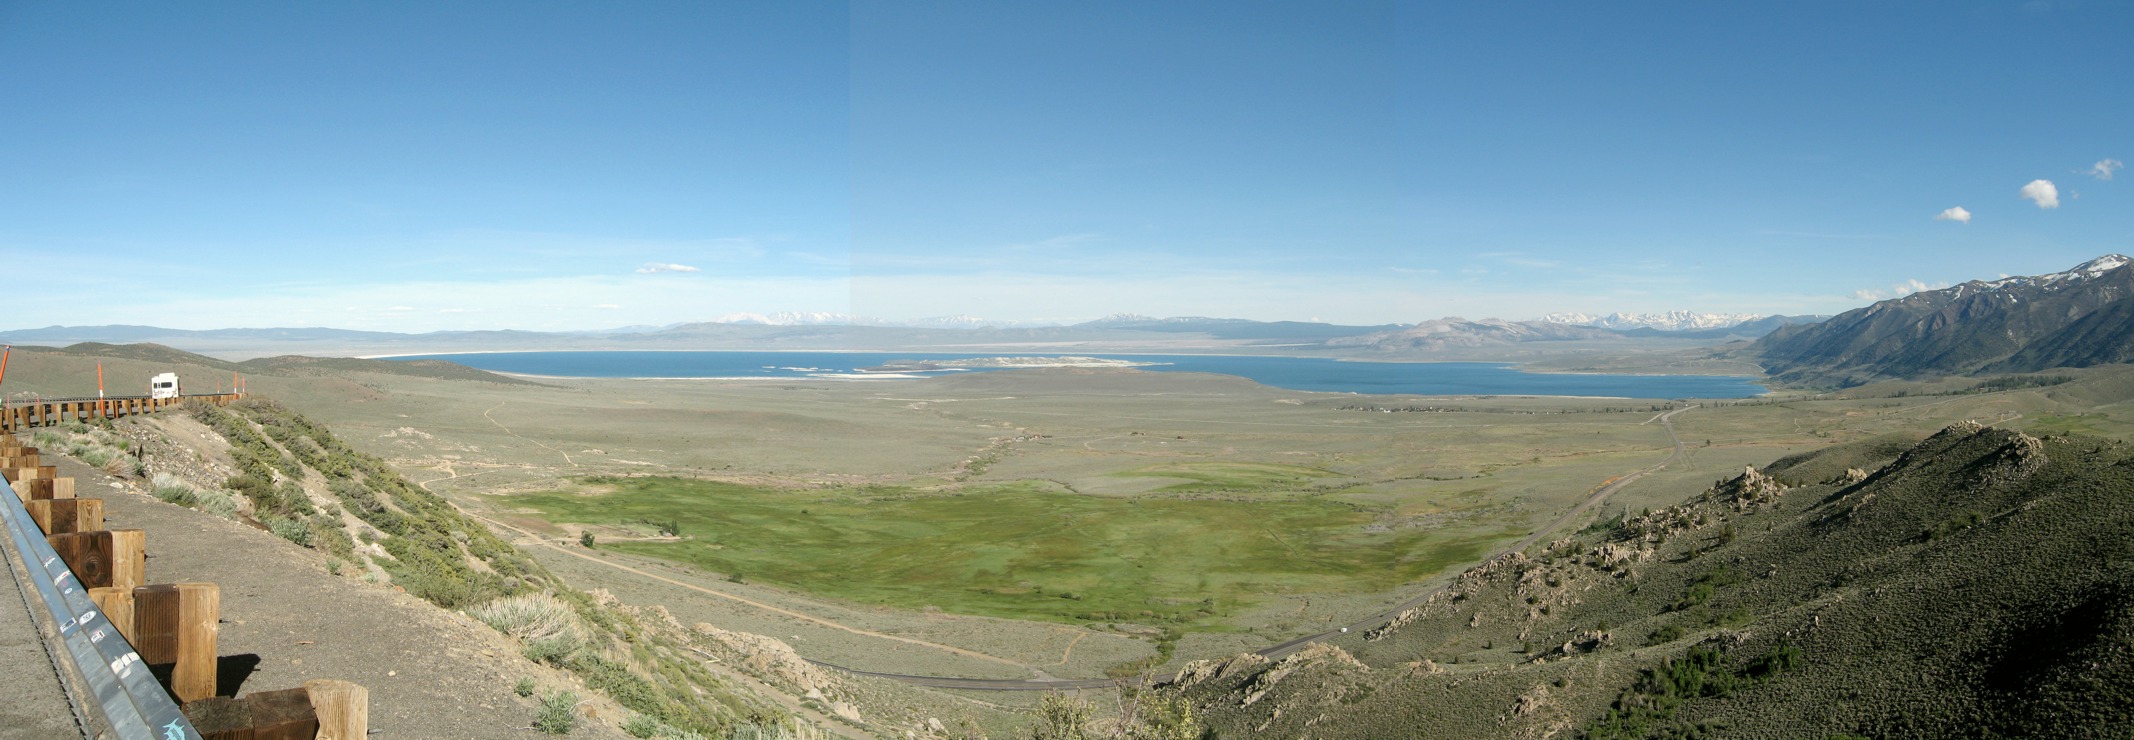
[2068,254,2130,278]
[1964,254,2132,295]
[706,311,856,326]
[1537,311,1763,332]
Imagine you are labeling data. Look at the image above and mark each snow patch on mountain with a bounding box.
[1953,254,2131,297]
[1538,311,1764,332]
[705,312,861,326]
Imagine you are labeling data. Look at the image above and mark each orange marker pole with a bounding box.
[97,362,105,399]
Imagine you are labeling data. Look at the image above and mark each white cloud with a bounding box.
[594,304,622,310]
[1934,206,1972,224]
[2020,179,2060,209]
[636,262,701,274]
[1850,278,1944,302]
[2089,159,2123,181]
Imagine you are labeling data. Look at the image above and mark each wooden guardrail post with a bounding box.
[89,586,136,643]
[10,478,47,502]
[186,686,325,740]
[44,528,142,590]
[111,528,145,590]
[134,582,220,703]
[25,497,102,534]
[47,530,115,588]
[305,679,369,740]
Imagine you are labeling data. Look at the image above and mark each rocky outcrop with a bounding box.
[1173,652,1269,689]
[1241,644,1368,706]
[1713,465,1789,511]
[690,622,841,699]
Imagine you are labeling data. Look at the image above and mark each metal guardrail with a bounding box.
[0,469,197,739]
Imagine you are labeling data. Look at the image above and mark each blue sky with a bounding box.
[0,1,2127,331]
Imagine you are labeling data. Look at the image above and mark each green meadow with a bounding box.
[513,476,1509,628]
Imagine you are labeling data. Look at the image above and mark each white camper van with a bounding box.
[150,373,181,400]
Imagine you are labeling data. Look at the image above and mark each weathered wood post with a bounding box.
[25,497,103,534]
[305,680,369,740]
[186,687,323,740]
[134,582,221,703]
[50,528,145,590]
[247,687,320,739]
[89,586,136,643]
[111,528,145,591]
[46,530,115,588]
[12,478,54,501]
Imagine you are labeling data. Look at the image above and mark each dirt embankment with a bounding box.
[53,433,631,738]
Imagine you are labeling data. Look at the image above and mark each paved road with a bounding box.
[824,406,1701,690]
[0,511,92,738]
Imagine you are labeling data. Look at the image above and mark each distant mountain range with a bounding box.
[1539,310,1764,332]
[701,312,1062,329]
[1325,317,1619,350]
[1754,255,2134,386]
[0,310,1814,361]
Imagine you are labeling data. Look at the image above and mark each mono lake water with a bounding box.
[388,351,1768,399]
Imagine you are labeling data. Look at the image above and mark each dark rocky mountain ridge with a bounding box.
[1753,255,2134,386]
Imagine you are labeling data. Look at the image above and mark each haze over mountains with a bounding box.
[1539,311,1763,332]
[1754,255,2134,386]
[0,311,1805,360]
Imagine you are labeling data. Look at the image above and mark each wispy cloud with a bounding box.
[2089,158,2124,181]
[2020,179,2060,209]
[1934,206,1972,224]
[636,262,701,274]
[1850,278,1945,301]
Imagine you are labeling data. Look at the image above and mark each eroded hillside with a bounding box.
[1173,422,2134,738]
[37,400,907,738]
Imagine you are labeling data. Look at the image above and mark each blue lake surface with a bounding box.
[389,351,1768,399]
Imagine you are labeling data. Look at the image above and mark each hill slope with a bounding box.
[1172,422,2134,738]
[1753,255,2134,386]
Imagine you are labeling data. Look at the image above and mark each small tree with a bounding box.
[579,531,595,548]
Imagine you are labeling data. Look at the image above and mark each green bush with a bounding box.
[195,490,240,520]
[265,516,314,547]
[534,691,577,735]
[570,654,667,720]
[515,677,536,697]
[623,714,661,738]
[149,473,199,507]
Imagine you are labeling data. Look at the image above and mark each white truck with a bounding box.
[149,372,181,400]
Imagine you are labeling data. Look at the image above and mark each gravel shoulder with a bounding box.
[53,453,627,739]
